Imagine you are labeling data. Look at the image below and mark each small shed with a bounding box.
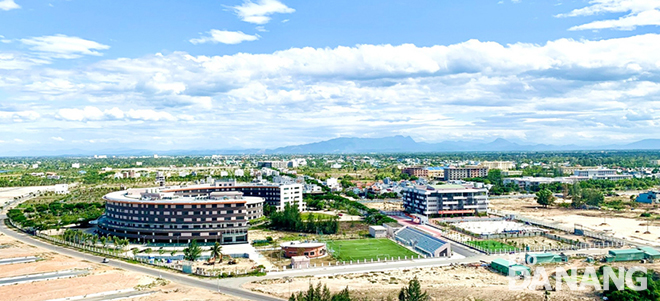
[639,247,660,260]
[606,249,646,262]
[525,252,568,264]
[369,225,387,238]
[491,258,530,276]
[291,256,310,269]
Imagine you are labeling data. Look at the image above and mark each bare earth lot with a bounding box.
[246,264,595,301]
[491,197,660,246]
[0,232,244,301]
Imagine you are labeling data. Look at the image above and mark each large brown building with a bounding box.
[443,166,488,181]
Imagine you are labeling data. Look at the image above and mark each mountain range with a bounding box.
[5,136,660,157]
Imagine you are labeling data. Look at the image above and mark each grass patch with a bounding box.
[326,238,417,261]
[466,239,519,252]
[301,212,335,220]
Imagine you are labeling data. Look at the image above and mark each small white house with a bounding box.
[369,225,387,238]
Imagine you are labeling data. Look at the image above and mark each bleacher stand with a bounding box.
[395,227,451,257]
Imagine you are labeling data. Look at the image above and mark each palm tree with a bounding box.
[183,240,202,262]
[100,236,107,248]
[91,235,99,247]
[209,242,223,263]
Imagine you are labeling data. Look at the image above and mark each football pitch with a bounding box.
[326,239,418,261]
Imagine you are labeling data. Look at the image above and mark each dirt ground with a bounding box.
[245,264,596,301]
[0,232,246,301]
[490,197,660,246]
[364,201,404,211]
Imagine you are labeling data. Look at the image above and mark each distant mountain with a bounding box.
[268,135,418,154]
[5,136,660,157]
[267,136,660,154]
[617,139,660,150]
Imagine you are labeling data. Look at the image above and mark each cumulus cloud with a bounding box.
[0,110,40,122]
[56,106,179,122]
[4,34,660,149]
[0,0,20,11]
[20,34,110,59]
[231,0,294,24]
[557,0,660,30]
[50,136,64,141]
[190,30,259,45]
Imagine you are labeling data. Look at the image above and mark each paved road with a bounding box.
[0,256,38,265]
[0,270,86,286]
[0,218,282,301]
[45,289,156,301]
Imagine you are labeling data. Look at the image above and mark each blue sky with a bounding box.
[1,0,660,154]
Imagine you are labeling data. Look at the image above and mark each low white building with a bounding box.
[369,225,387,238]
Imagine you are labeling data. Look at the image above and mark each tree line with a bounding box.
[270,204,340,234]
[289,277,429,301]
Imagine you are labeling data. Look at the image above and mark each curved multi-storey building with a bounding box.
[98,188,264,244]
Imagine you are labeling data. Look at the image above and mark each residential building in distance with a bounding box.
[573,169,632,181]
[425,167,444,178]
[402,166,427,177]
[559,165,597,175]
[99,189,264,244]
[636,191,659,204]
[480,161,515,170]
[501,170,523,177]
[257,160,288,169]
[402,184,489,216]
[503,177,573,190]
[443,166,488,181]
[162,179,304,212]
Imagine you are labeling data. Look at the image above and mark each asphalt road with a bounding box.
[0,256,38,265]
[46,290,156,301]
[0,218,282,301]
[0,212,612,300]
[0,270,86,286]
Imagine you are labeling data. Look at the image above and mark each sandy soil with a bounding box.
[130,282,242,301]
[490,197,660,246]
[245,264,595,301]
[364,201,404,211]
[0,232,247,301]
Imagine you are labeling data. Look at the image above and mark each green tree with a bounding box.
[535,189,555,208]
[183,239,202,262]
[289,283,334,301]
[582,188,604,207]
[210,242,223,263]
[398,277,429,301]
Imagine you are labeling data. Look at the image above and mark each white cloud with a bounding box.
[231,0,294,24]
[557,0,660,31]
[190,30,259,45]
[56,106,178,122]
[0,0,20,11]
[0,52,49,69]
[4,34,660,149]
[0,110,40,122]
[51,136,64,141]
[125,109,177,121]
[20,34,110,59]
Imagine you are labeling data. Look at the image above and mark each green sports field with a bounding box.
[326,239,418,261]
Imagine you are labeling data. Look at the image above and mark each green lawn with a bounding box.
[301,212,334,220]
[326,239,418,261]
[466,240,519,252]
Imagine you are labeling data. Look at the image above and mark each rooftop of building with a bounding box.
[280,241,325,248]
[103,187,265,205]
